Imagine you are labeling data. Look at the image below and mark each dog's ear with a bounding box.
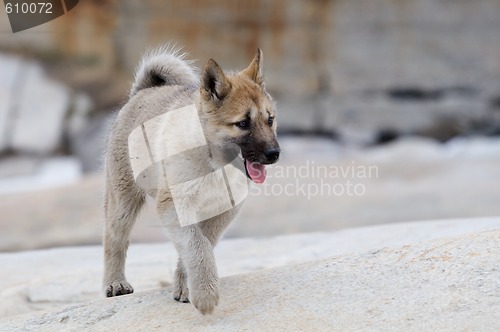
[241,49,264,87]
[201,59,231,101]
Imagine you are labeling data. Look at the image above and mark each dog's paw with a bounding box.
[189,287,219,315]
[173,263,190,303]
[105,280,134,297]
[173,281,189,303]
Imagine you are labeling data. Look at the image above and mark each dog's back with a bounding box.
[105,47,200,197]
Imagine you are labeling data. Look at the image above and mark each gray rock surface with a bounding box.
[0,54,97,178]
[0,54,22,152]
[1,225,498,331]
[66,93,94,139]
[0,157,81,195]
[67,112,113,173]
[0,218,498,319]
[0,156,39,179]
[9,60,70,154]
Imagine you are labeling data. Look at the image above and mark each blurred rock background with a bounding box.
[1,0,500,251]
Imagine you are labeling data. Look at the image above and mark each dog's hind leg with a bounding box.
[103,182,145,297]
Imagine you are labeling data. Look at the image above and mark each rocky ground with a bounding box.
[1,2,499,329]
[0,218,498,330]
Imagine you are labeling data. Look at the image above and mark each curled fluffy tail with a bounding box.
[130,45,197,97]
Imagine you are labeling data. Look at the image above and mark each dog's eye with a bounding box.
[235,120,250,129]
[268,117,274,126]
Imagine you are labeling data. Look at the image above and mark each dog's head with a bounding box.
[198,49,280,184]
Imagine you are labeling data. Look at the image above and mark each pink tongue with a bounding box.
[246,161,266,184]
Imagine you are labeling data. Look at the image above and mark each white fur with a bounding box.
[103,46,275,315]
[130,44,198,97]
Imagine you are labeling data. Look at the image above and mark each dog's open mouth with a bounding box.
[244,160,266,184]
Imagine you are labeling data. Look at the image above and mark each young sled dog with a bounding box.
[103,46,280,314]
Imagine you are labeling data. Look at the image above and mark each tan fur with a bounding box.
[103,47,279,314]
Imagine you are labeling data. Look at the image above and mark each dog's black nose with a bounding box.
[264,148,280,163]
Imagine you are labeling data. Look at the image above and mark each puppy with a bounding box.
[103,46,280,314]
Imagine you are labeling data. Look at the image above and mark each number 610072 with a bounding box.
[5,2,53,14]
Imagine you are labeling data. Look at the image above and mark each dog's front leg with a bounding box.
[170,225,219,315]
